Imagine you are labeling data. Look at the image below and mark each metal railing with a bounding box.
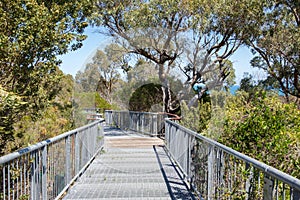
[105,110,166,137]
[0,120,104,200]
[165,119,300,200]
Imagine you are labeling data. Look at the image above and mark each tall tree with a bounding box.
[75,44,122,103]
[0,0,93,152]
[245,0,300,101]
[92,0,190,112]
[92,0,246,112]
[0,0,92,99]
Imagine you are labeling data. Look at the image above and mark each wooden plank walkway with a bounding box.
[62,126,195,199]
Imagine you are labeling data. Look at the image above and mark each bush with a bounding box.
[220,91,300,178]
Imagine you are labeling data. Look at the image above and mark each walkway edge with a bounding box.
[55,146,104,200]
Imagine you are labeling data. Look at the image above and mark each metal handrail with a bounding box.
[105,110,300,199]
[105,110,166,137]
[0,119,105,200]
[0,120,102,164]
[165,119,300,199]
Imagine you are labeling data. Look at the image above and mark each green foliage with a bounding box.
[180,98,211,133]
[220,92,300,178]
[10,106,72,153]
[92,0,244,113]
[0,0,93,154]
[244,0,300,98]
[0,87,27,154]
[0,0,92,97]
[75,44,123,103]
[2,74,74,154]
[73,92,117,127]
[180,90,231,139]
[114,58,159,109]
[129,83,164,112]
[238,74,264,102]
[95,93,116,112]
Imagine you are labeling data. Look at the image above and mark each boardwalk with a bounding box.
[2,112,299,199]
[62,126,195,199]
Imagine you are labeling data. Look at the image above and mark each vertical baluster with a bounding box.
[3,166,6,200]
[42,146,47,199]
[37,151,40,200]
[53,143,56,198]
[27,156,30,198]
[275,179,279,200]
[292,188,300,200]
[16,160,19,199]
[51,145,54,197]
[245,163,253,200]
[282,183,286,199]
[65,135,71,188]
[256,170,261,198]
[187,134,194,187]
[258,171,261,190]
[8,164,10,200]
[207,145,214,200]
[153,114,157,136]
[30,153,34,200]
[187,134,191,182]
[219,150,225,198]
[263,174,275,200]
[12,162,15,200]
[227,154,234,199]
[48,145,51,199]
[226,154,232,200]
[75,132,80,176]
[20,159,23,197]
[38,151,40,200]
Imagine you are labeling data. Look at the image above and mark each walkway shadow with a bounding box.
[153,145,196,200]
[104,126,129,137]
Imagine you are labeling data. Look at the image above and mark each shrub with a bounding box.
[220,91,300,178]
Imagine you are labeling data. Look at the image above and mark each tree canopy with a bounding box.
[244,0,300,100]
[0,0,93,154]
[91,0,244,112]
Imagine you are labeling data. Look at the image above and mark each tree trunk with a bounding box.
[158,64,171,113]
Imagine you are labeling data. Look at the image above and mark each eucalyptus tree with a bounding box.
[92,0,191,113]
[0,0,93,152]
[75,44,122,103]
[92,0,247,112]
[245,0,300,101]
[0,0,93,112]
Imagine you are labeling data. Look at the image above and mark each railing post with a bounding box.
[245,163,254,200]
[65,136,71,185]
[293,189,300,200]
[215,149,225,198]
[30,152,38,200]
[187,134,194,184]
[263,175,275,200]
[153,114,157,136]
[136,113,139,132]
[129,112,132,130]
[207,146,215,200]
[141,113,144,134]
[42,146,47,199]
[75,132,80,175]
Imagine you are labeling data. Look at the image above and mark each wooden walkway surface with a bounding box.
[62,126,195,199]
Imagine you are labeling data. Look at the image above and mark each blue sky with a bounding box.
[59,26,259,83]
